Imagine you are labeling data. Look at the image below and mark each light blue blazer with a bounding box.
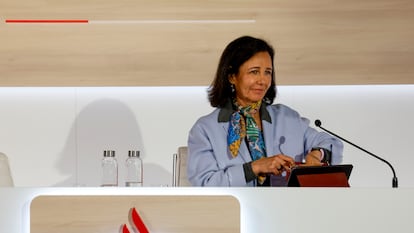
[187,103,343,187]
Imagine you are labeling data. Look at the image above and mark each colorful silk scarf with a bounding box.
[228,100,267,184]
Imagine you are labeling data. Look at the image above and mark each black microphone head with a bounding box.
[279,136,286,144]
[315,119,322,127]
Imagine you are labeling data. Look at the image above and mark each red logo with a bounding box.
[122,207,149,233]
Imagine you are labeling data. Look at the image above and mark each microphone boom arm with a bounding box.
[315,120,398,188]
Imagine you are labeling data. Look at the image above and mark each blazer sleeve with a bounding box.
[187,116,253,187]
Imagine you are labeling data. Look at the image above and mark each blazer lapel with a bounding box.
[262,119,276,157]
[238,140,252,163]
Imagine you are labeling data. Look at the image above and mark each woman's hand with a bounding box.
[251,154,295,176]
[304,150,323,166]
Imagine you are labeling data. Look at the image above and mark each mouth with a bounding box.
[252,88,266,94]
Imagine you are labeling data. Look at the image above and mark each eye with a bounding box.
[265,70,273,76]
[250,70,259,75]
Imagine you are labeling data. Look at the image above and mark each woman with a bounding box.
[187,36,343,187]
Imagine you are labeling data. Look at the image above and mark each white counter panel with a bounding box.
[0,187,412,233]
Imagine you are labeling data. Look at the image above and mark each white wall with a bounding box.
[0,85,412,188]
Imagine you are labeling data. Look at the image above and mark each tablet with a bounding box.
[287,164,353,187]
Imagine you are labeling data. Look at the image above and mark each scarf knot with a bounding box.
[227,100,267,184]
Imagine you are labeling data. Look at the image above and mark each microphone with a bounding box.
[278,136,286,154]
[314,119,398,188]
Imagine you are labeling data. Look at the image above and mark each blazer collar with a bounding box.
[217,99,272,123]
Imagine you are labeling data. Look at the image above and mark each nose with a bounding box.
[257,72,268,84]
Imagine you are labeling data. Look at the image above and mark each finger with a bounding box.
[280,162,294,171]
[273,166,284,175]
[275,157,295,169]
[277,154,295,164]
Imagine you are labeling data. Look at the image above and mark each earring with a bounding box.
[230,84,235,93]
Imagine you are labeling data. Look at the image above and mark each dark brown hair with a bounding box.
[208,36,276,107]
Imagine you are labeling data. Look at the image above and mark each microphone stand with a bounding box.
[315,120,398,188]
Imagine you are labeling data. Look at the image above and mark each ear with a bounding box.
[228,74,236,85]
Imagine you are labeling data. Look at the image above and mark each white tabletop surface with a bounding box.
[1,187,412,233]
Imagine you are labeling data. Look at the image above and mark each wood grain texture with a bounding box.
[1,0,414,86]
[30,195,240,233]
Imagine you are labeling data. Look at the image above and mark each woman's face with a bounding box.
[229,51,273,107]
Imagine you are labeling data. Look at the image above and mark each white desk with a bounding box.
[1,187,413,233]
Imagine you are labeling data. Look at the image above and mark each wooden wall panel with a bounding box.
[1,0,414,86]
[31,195,240,233]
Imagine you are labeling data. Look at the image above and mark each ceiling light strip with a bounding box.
[88,19,255,24]
[5,19,255,24]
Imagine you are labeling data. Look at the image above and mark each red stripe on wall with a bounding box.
[5,19,89,23]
